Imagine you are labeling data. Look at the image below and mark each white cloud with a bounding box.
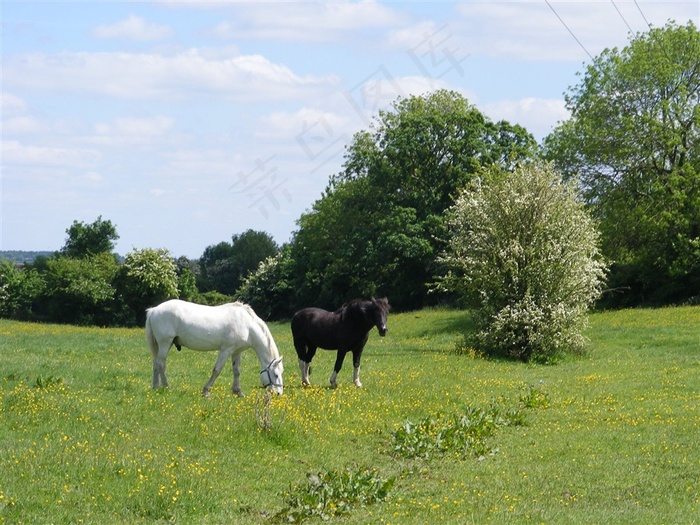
[3,49,338,101]
[1,140,101,167]
[454,1,700,61]
[482,97,569,139]
[203,0,404,41]
[2,116,49,134]
[257,108,349,141]
[92,15,173,41]
[388,20,444,50]
[95,116,175,137]
[88,115,177,148]
[1,92,27,116]
[342,74,464,124]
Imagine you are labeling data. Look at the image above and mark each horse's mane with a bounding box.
[336,297,390,321]
[373,297,390,314]
[232,301,277,353]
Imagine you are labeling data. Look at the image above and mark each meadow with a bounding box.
[0,306,698,524]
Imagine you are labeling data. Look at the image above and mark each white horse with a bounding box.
[145,299,284,397]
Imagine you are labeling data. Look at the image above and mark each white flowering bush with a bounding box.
[235,249,294,319]
[439,162,607,363]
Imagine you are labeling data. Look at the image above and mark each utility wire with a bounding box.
[633,0,653,29]
[544,0,594,60]
[611,0,634,34]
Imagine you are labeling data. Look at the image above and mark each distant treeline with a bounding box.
[0,251,55,264]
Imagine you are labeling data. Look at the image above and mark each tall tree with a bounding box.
[199,230,278,296]
[543,21,700,305]
[291,90,537,311]
[230,230,279,291]
[198,241,236,294]
[60,216,119,258]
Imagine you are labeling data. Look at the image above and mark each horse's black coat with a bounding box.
[291,298,390,386]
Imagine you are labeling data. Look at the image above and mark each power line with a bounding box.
[633,0,653,29]
[611,0,634,34]
[544,0,594,60]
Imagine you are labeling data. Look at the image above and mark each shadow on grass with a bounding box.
[407,309,475,337]
[374,309,476,356]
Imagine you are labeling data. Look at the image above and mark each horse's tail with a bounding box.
[144,307,158,359]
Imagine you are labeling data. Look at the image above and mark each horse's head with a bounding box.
[260,356,284,395]
[371,297,390,337]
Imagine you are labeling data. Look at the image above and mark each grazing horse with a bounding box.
[145,299,284,397]
[291,298,390,388]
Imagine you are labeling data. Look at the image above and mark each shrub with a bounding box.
[438,162,607,362]
[41,252,118,325]
[274,466,395,523]
[0,260,44,320]
[113,248,178,325]
[195,290,232,306]
[236,248,295,319]
[391,404,524,460]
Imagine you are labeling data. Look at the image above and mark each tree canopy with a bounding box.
[289,90,537,311]
[60,216,119,258]
[199,230,278,296]
[543,20,700,305]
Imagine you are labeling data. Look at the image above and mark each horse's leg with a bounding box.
[296,344,315,386]
[352,348,364,388]
[202,348,233,398]
[298,359,312,386]
[298,358,306,384]
[304,346,318,386]
[231,353,244,397]
[153,343,170,389]
[330,350,348,389]
[294,338,313,386]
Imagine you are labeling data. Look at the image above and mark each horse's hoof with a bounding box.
[202,391,211,399]
[302,380,311,387]
[354,382,363,388]
[233,390,245,398]
[330,382,338,389]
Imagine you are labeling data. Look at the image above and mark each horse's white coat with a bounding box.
[145,299,283,396]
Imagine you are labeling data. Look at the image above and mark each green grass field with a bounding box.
[1,306,698,524]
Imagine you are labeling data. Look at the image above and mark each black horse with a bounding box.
[291,298,390,388]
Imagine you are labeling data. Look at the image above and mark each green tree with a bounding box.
[438,162,607,363]
[198,230,278,296]
[41,252,119,325]
[177,268,198,302]
[230,230,279,287]
[114,248,178,325]
[290,90,537,311]
[236,246,296,319]
[0,260,44,320]
[174,256,200,302]
[60,216,119,258]
[198,241,235,293]
[543,21,700,305]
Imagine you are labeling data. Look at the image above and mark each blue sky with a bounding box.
[2,1,698,258]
